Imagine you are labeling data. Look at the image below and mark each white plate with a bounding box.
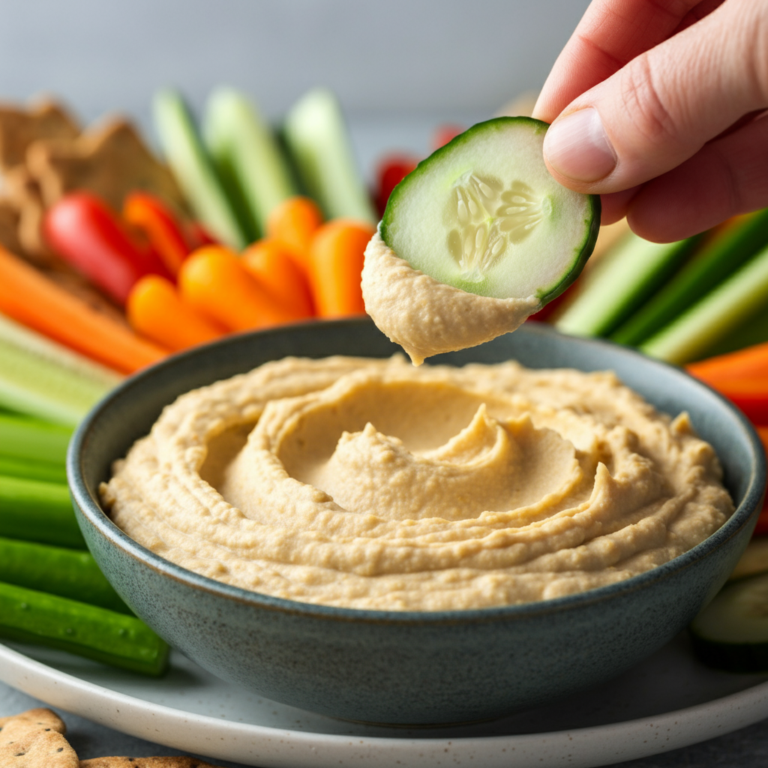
[2,634,768,768]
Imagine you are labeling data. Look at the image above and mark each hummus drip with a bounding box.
[362,232,540,365]
[101,356,734,611]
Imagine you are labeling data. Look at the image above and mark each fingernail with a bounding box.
[544,108,617,182]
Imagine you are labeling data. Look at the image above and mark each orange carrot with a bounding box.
[178,246,300,332]
[0,245,168,373]
[307,219,376,318]
[266,196,323,273]
[127,275,226,352]
[687,341,768,385]
[241,240,314,320]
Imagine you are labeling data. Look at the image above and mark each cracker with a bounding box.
[0,98,80,172]
[0,708,79,768]
[80,757,225,767]
[0,198,23,256]
[27,117,187,214]
[2,164,50,261]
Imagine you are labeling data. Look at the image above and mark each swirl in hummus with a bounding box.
[101,355,733,611]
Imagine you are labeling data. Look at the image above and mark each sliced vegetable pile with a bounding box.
[0,86,378,674]
[2,85,768,676]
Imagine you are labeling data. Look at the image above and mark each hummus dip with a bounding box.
[362,231,540,365]
[101,355,734,611]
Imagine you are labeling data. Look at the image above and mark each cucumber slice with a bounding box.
[690,572,768,672]
[380,117,599,302]
[204,87,297,238]
[153,89,248,249]
[729,538,768,583]
[283,88,376,224]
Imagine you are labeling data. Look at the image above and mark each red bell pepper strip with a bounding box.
[375,154,419,217]
[187,221,219,248]
[123,192,192,277]
[44,193,172,305]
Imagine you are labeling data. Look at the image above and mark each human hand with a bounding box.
[532,0,768,242]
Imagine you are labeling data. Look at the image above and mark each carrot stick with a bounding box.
[266,196,323,274]
[687,341,768,385]
[127,276,226,352]
[0,245,168,373]
[307,219,376,318]
[241,240,315,319]
[178,246,300,331]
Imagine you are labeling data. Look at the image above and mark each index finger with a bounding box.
[533,0,712,122]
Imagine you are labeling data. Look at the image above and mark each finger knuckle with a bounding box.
[619,54,682,148]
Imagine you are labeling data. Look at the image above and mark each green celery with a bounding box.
[0,411,72,465]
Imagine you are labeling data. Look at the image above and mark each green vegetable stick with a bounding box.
[283,88,377,224]
[154,89,249,249]
[0,315,118,426]
[641,243,768,364]
[555,233,700,338]
[0,412,72,465]
[0,457,67,484]
[0,475,85,549]
[611,208,768,346]
[0,581,169,676]
[205,87,297,238]
[0,536,130,614]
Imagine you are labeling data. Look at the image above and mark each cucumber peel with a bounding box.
[690,572,768,672]
[153,89,248,249]
[380,117,599,303]
[0,581,168,676]
[283,88,376,224]
[555,232,699,339]
[204,87,297,237]
[641,243,768,364]
[611,208,768,346]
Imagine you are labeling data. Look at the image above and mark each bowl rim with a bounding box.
[68,319,767,625]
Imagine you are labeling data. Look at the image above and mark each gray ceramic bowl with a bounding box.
[68,319,765,726]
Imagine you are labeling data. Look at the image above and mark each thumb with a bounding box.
[541,0,768,194]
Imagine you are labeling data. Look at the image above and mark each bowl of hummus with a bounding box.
[68,319,765,726]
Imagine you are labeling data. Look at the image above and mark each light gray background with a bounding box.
[0,0,590,172]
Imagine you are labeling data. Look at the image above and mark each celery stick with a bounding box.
[0,536,130,614]
[555,233,700,338]
[283,88,376,223]
[641,243,768,364]
[611,208,768,346]
[0,458,67,484]
[205,87,297,237]
[0,581,168,676]
[0,476,85,549]
[0,412,72,464]
[0,314,120,426]
[0,313,121,386]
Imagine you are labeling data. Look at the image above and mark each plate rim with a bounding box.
[3,639,768,768]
